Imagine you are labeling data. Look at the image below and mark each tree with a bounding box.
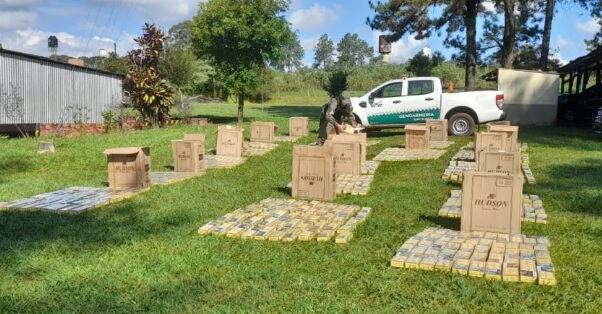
[368,1,482,90]
[585,19,602,51]
[100,53,128,75]
[540,0,556,70]
[585,1,602,51]
[500,0,517,68]
[480,1,542,68]
[407,52,433,76]
[123,23,174,127]
[271,31,304,71]
[167,20,193,49]
[159,48,197,93]
[336,33,373,68]
[407,50,446,76]
[191,0,293,124]
[313,34,335,69]
[432,51,446,66]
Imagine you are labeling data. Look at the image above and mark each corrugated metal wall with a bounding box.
[0,50,123,124]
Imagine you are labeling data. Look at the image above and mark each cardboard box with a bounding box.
[426,119,448,142]
[477,150,521,176]
[485,120,511,132]
[488,125,519,152]
[475,132,505,165]
[330,133,367,164]
[104,147,151,190]
[461,172,523,235]
[291,145,336,201]
[405,124,430,150]
[250,121,276,143]
[172,134,205,173]
[289,117,309,137]
[325,135,363,175]
[216,125,243,157]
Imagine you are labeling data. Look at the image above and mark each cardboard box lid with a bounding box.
[405,124,428,131]
[103,147,146,155]
[489,125,519,133]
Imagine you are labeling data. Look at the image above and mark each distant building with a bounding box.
[0,48,123,134]
[67,58,85,66]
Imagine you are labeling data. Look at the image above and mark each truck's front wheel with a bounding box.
[448,112,475,136]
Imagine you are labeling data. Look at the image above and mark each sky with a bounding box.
[0,0,599,66]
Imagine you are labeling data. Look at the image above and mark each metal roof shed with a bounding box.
[0,48,124,128]
[558,46,602,94]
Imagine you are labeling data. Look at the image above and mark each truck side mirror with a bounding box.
[359,101,367,108]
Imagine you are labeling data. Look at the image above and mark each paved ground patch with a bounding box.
[390,227,556,285]
[199,198,370,244]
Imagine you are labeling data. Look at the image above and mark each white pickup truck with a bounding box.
[351,77,506,136]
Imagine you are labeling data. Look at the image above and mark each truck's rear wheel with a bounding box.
[448,112,475,136]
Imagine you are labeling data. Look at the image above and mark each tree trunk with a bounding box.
[465,0,478,91]
[540,0,555,70]
[501,0,516,68]
[237,91,244,125]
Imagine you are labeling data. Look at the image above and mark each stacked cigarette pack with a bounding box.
[336,174,374,195]
[199,198,371,244]
[373,148,446,161]
[390,227,556,285]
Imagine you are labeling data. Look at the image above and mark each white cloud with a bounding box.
[481,1,496,12]
[300,36,319,52]
[0,10,38,30]
[551,52,568,66]
[577,18,601,34]
[372,31,427,64]
[93,36,115,43]
[555,36,570,49]
[289,4,338,32]
[2,28,135,58]
[89,0,202,27]
[0,0,43,8]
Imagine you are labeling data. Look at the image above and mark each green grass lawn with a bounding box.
[1,102,602,312]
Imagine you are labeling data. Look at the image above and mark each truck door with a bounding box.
[400,79,441,123]
[366,81,404,125]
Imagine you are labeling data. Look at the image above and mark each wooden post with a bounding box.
[596,61,602,85]
[582,69,590,92]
